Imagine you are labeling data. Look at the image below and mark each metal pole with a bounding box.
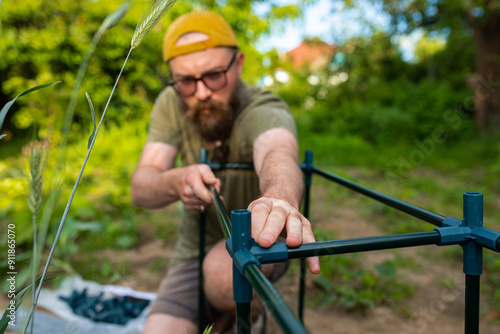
[198,149,208,334]
[465,274,480,334]
[287,231,442,259]
[210,187,232,239]
[462,192,483,334]
[207,161,254,171]
[198,209,206,333]
[232,210,253,334]
[245,264,310,334]
[312,166,446,226]
[299,150,313,322]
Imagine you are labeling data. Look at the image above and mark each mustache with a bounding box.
[185,100,227,121]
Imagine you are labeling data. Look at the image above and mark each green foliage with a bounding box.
[310,229,415,310]
[0,0,302,143]
[0,82,60,139]
[0,276,57,333]
[275,29,477,148]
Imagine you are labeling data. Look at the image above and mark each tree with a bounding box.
[375,0,500,134]
[0,0,303,144]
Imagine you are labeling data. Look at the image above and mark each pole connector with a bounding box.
[299,150,314,186]
[435,193,494,276]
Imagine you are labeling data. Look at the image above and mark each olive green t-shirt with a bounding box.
[147,84,296,263]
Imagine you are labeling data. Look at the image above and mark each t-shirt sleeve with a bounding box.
[239,90,297,145]
[146,87,183,148]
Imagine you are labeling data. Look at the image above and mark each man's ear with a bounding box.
[236,51,245,78]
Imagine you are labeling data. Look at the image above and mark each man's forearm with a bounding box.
[130,167,183,209]
[258,149,303,208]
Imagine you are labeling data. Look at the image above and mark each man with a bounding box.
[131,10,320,334]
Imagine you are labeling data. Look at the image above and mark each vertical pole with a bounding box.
[198,149,208,334]
[465,275,480,334]
[232,210,253,334]
[462,192,483,334]
[299,150,313,322]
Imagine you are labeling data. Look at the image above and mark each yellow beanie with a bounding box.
[163,11,238,62]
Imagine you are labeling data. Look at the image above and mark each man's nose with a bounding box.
[195,80,212,101]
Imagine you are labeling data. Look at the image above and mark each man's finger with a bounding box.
[301,219,320,274]
[257,205,287,248]
[249,200,272,242]
[191,178,211,203]
[285,212,303,248]
[198,164,218,184]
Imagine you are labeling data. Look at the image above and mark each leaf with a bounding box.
[85,92,97,150]
[375,261,397,280]
[0,277,57,333]
[203,324,214,334]
[97,1,130,35]
[312,275,332,292]
[0,82,61,133]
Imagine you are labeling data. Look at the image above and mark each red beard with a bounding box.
[185,99,235,143]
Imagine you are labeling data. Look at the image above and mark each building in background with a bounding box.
[287,37,336,72]
[259,37,343,88]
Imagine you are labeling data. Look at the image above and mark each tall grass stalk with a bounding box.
[131,0,176,50]
[16,3,130,333]
[20,1,177,331]
[0,82,58,334]
[26,141,46,334]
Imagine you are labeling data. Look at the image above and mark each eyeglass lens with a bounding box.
[172,52,237,97]
[176,72,227,96]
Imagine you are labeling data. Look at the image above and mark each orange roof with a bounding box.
[287,38,336,71]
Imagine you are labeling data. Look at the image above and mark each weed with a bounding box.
[0,1,178,332]
[308,228,416,311]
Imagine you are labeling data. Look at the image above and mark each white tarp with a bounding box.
[8,275,155,334]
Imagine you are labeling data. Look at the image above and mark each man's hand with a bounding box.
[179,164,220,210]
[248,197,320,274]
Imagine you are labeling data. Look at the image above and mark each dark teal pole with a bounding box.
[198,149,208,334]
[211,187,232,239]
[245,264,310,334]
[198,209,206,333]
[287,231,441,258]
[299,150,313,322]
[462,192,483,334]
[232,210,253,334]
[312,166,446,226]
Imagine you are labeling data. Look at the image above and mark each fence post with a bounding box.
[299,150,314,321]
[462,192,483,334]
[198,149,208,334]
[232,209,254,334]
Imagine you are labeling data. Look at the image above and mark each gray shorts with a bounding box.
[148,254,289,325]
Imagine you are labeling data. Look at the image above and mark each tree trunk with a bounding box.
[467,6,500,134]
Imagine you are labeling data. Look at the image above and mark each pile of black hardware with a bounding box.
[59,288,149,325]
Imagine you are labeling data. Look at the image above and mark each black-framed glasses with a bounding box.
[169,52,238,97]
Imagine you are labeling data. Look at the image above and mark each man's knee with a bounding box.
[143,313,197,334]
[203,239,235,310]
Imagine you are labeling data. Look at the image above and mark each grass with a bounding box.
[0,2,179,333]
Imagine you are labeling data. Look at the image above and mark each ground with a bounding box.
[2,168,500,334]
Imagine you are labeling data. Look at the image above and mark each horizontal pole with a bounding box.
[208,161,254,171]
[287,231,442,258]
[210,187,232,239]
[244,264,309,334]
[312,166,446,227]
